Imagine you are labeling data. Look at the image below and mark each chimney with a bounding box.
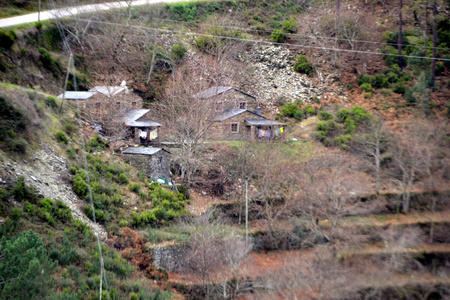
[256,107,262,116]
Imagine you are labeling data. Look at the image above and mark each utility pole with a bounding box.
[245,179,249,245]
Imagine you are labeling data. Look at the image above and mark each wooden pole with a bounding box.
[245,179,248,245]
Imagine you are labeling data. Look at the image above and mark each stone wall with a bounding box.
[150,244,187,272]
[123,151,170,180]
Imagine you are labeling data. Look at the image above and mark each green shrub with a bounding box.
[304,104,316,117]
[45,96,58,109]
[270,29,286,43]
[294,109,303,121]
[336,109,350,122]
[118,173,129,184]
[11,207,22,221]
[85,135,109,152]
[318,111,333,121]
[293,55,313,76]
[72,175,88,198]
[119,219,128,227]
[55,131,69,144]
[0,29,17,49]
[344,117,356,134]
[393,81,406,94]
[351,106,371,124]
[360,83,373,93]
[282,17,297,33]
[334,134,352,149]
[171,43,186,60]
[39,48,62,78]
[64,122,76,136]
[12,176,38,202]
[280,103,298,117]
[129,183,141,194]
[315,121,329,141]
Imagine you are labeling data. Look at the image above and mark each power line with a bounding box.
[64,16,450,61]
[21,0,450,51]
[54,14,111,300]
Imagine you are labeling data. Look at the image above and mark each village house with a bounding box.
[122,147,171,180]
[121,109,162,144]
[193,86,258,115]
[194,86,286,141]
[57,82,143,124]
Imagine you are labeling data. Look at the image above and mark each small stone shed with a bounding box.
[208,109,286,141]
[121,109,162,144]
[122,147,171,180]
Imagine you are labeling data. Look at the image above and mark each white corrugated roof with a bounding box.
[245,119,286,126]
[121,109,161,127]
[89,86,127,96]
[57,91,96,100]
[123,147,162,155]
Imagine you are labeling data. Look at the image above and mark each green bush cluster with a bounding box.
[0,97,30,154]
[25,198,72,227]
[282,17,297,33]
[270,29,286,43]
[85,134,109,153]
[55,131,69,144]
[315,106,372,149]
[12,176,38,202]
[131,183,188,227]
[293,55,313,77]
[0,29,17,49]
[357,64,412,94]
[171,43,186,61]
[38,48,62,78]
[279,102,315,121]
[195,26,246,53]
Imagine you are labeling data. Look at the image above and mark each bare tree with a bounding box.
[352,115,389,193]
[391,121,439,213]
[398,0,404,69]
[300,154,371,231]
[181,213,252,299]
[157,56,235,184]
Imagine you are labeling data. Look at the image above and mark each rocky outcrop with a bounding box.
[0,143,107,239]
[238,44,347,106]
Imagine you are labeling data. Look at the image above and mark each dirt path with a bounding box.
[0,143,107,239]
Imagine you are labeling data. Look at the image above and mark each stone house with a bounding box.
[121,109,161,144]
[122,147,171,180]
[208,108,286,142]
[194,86,286,141]
[58,83,143,125]
[193,86,259,116]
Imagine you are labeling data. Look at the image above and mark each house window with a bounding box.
[216,101,223,112]
[239,101,247,109]
[131,101,137,108]
[116,101,121,109]
[95,102,101,112]
[231,122,239,133]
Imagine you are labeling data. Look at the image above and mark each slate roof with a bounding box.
[122,147,162,155]
[89,86,127,96]
[57,91,96,100]
[193,87,256,99]
[214,109,267,122]
[121,109,162,127]
[245,119,286,126]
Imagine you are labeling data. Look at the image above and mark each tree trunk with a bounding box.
[430,0,437,87]
[375,140,381,193]
[398,0,404,69]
